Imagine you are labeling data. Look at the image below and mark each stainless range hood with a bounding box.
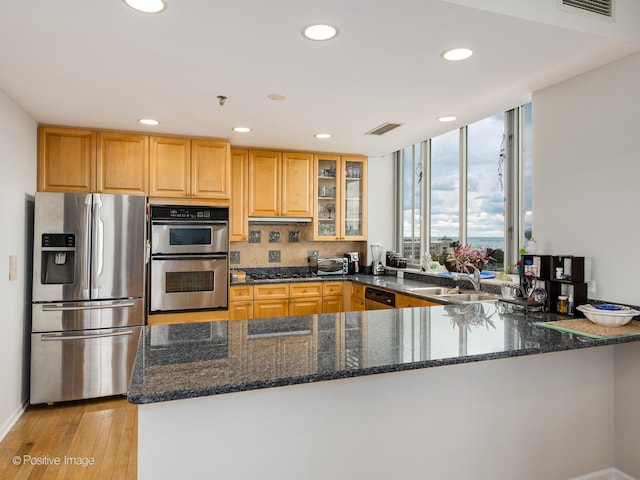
[248,216,313,225]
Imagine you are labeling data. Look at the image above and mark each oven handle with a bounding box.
[41,330,135,341]
[151,220,228,226]
[151,254,228,261]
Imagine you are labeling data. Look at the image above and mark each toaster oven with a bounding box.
[315,257,348,276]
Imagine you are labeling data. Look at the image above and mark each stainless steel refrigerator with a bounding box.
[31,192,146,404]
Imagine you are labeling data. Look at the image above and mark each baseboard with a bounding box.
[571,468,638,480]
[0,400,28,442]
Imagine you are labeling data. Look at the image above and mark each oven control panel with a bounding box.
[150,205,229,222]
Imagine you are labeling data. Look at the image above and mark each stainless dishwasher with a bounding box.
[364,287,395,309]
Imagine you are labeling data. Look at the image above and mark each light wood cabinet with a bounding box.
[395,294,440,308]
[229,285,254,320]
[248,150,313,218]
[150,137,230,200]
[38,126,96,193]
[322,282,344,313]
[229,302,253,320]
[289,282,322,316]
[313,154,367,240]
[149,136,191,197]
[350,283,366,311]
[230,149,249,241]
[253,283,290,319]
[282,152,313,217]
[191,139,231,199]
[97,131,149,195]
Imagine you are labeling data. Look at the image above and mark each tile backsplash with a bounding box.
[230,224,365,268]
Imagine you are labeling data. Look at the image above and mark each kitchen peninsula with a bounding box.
[129,299,640,480]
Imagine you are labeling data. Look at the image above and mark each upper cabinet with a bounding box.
[149,136,191,197]
[150,137,230,200]
[97,132,149,195]
[38,126,96,193]
[230,148,249,241]
[313,154,366,241]
[248,150,313,218]
[38,126,231,201]
[190,139,231,199]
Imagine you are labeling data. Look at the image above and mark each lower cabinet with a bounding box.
[289,282,323,316]
[350,283,366,311]
[229,285,254,320]
[253,283,290,319]
[395,294,441,308]
[322,282,344,313]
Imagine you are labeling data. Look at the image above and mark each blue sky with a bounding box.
[404,104,533,242]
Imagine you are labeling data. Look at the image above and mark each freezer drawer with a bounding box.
[31,298,144,333]
[30,326,142,405]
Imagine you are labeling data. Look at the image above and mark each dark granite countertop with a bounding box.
[128,300,640,404]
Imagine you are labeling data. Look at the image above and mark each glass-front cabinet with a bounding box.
[313,154,366,241]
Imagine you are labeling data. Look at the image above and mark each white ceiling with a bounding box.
[0,0,638,157]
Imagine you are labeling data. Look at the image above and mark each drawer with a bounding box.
[351,283,365,299]
[253,283,290,300]
[322,282,343,297]
[289,282,322,298]
[229,285,254,301]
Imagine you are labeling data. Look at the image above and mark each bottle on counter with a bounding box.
[567,294,574,315]
[557,295,569,314]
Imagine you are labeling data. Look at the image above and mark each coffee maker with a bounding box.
[344,252,359,274]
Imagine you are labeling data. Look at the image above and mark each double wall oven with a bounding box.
[149,205,229,313]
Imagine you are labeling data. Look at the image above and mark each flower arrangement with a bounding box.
[445,244,491,273]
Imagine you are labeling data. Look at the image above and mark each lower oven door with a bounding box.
[30,326,142,404]
[150,254,228,313]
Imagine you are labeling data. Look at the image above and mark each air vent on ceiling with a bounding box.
[365,122,403,136]
[561,0,613,18]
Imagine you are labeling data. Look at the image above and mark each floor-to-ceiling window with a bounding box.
[430,128,460,261]
[397,104,531,271]
[467,112,505,265]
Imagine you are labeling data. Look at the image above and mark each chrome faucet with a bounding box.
[453,267,481,291]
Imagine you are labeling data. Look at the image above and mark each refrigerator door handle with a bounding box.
[91,195,104,295]
[41,301,137,312]
[41,330,135,341]
[81,194,93,297]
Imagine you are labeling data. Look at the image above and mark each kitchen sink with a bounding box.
[436,293,499,303]
[406,286,452,295]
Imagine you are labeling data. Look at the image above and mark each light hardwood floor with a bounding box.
[0,397,137,480]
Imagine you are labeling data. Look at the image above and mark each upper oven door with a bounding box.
[151,221,229,255]
[150,254,228,313]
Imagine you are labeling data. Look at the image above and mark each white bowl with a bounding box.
[577,304,639,327]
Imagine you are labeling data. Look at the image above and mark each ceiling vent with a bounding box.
[365,122,403,136]
[561,0,614,18]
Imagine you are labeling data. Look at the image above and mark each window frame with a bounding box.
[396,104,530,270]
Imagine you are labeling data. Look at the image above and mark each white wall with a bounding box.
[139,346,617,480]
[0,88,37,438]
[366,153,395,263]
[614,342,640,478]
[532,52,640,304]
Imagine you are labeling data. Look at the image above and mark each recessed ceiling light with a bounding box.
[138,118,160,126]
[232,127,252,133]
[442,48,473,61]
[268,93,287,101]
[314,133,332,139]
[124,0,166,13]
[438,116,457,122]
[302,24,339,41]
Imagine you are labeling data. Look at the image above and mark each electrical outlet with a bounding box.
[588,280,596,294]
[9,255,18,281]
[307,250,319,259]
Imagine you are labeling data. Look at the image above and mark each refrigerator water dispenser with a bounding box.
[40,233,75,284]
